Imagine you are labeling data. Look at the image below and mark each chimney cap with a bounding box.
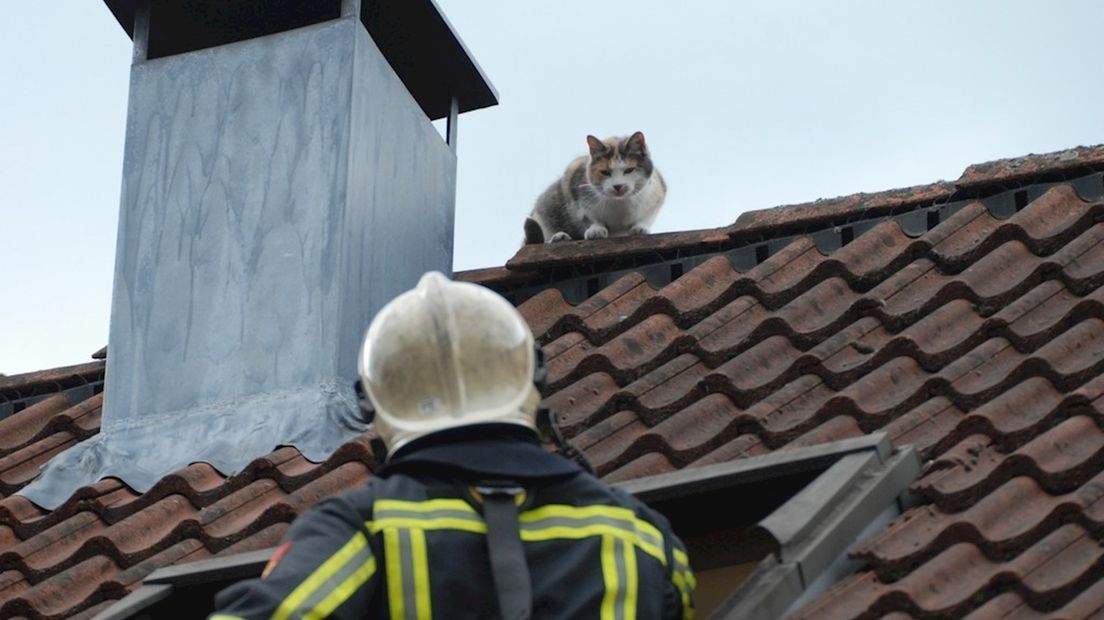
[102,0,498,121]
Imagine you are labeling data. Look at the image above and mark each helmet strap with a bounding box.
[536,407,595,475]
[370,436,389,465]
[532,344,548,389]
[354,379,376,424]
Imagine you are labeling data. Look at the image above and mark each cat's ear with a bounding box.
[586,135,609,157]
[626,131,648,156]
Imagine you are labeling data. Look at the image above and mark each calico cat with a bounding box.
[524,131,666,244]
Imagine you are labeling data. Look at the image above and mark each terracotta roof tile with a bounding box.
[0,396,72,453]
[685,433,768,468]
[956,145,1104,189]
[828,220,914,281]
[859,471,1104,580]
[516,287,572,340]
[6,146,1104,618]
[1,555,122,620]
[882,398,965,457]
[729,181,958,237]
[0,432,82,496]
[915,416,1104,512]
[571,410,639,453]
[658,255,741,319]
[216,522,289,557]
[787,415,865,449]
[689,295,769,358]
[603,452,677,483]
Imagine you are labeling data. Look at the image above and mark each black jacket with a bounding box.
[210,429,695,619]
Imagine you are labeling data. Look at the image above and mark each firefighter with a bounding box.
[209,271,695,620]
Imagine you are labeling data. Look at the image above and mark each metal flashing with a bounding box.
[617,433,890,504]
[93,584,172,620]
[758,451,881,548]
[95,548,275,619]
[782,448,920,587]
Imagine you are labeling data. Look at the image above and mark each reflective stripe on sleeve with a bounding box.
[671,546,696,619]
[272,530,376,620]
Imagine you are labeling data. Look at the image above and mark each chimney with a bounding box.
[22,0,497,507]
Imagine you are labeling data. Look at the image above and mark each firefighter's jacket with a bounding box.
[210,430,696,619]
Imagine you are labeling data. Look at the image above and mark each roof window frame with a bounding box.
[618,433,920,619]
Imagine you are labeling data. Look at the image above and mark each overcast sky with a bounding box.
[3,1,1103,375]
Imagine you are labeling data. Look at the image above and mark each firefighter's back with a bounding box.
[344,467,693,619]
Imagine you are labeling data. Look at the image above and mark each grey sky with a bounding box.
[3,1,1103,375]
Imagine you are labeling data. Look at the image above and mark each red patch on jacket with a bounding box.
[262,542,292,579]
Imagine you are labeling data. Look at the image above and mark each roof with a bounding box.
[3,144,1104,618]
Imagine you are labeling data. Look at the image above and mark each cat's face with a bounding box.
[585,132,653,198]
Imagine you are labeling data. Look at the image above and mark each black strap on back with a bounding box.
[476,482,532,620]
[536,407,595,475]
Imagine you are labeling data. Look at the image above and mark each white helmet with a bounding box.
[358,271,541,457]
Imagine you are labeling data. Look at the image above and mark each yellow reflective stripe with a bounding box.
[272,531,371,620]
[384,529,405,620]
[370,501,664,561]
[600,535,619,620]
[372,498,485,535]
[371,517,487,534]
[410,528,432,620]
[623,537,638,620]
[520,504,666,565]
[520,504,664,545]
[307,555,377,620]
[521,524,665,565]
[599,535,640,620]
[684,568,698,591]
[521,503,634,523]
[671,542,696,617]
[674,553,696,585]
[672,571,694,619]
[375,498,476,514]
[673,547,689,568]
[381,525,433,620]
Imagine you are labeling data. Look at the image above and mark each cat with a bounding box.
[524,131,666,244]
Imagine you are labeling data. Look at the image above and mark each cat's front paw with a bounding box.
[628,225,649,236]
[548,231,572,243]
[584,225,609,240]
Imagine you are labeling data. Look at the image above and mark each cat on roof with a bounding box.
[524,131,666,244]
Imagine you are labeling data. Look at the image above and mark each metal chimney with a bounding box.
[22,0,497,507]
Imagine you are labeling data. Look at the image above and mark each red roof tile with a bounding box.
[3,145,1104,618]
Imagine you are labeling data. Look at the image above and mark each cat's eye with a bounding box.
[600,170,612,177]
[624,167,636,174]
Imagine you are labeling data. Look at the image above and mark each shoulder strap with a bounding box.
[475,482,532,620]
